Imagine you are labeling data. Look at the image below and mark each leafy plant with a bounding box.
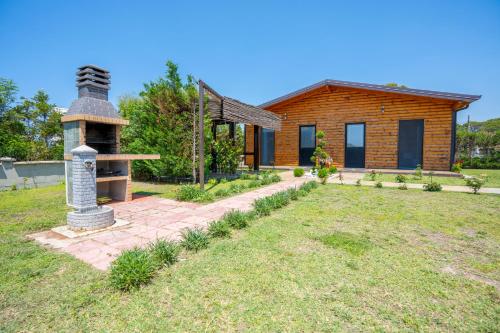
[248,179,261,188]
[451,162,462,173]
[311,130,331,167]
[355,179,361,186]
[328,166,337,174]
[288,187,299,200]
[110,248,156,291]
[214,188,230,198]
[423,182,442,192]
[10,184,17,191]
[317,167,329,185]
[294,168,305,177]
[465,177,485,194]
[270,173,281,183]
[229,183,245,194]
[239,173,251,180]
[207,178,218,186]
[223,210,249,229]
[193,191,214,202]
[375,181,383,188]
[181,228,210,252]
[398,183,408,190]
[219,178,228,184]
[176,185,205,201]
[253,197,272,216]
[369,170,377,181]
[149,239,179,267]
[208,219,231,238]
[414,164,423,180]
[395,174,407,183]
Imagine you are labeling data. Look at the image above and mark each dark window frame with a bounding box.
[344,122,366,168]
[298,124,316,166]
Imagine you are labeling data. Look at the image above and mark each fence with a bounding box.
[0,157,65,190]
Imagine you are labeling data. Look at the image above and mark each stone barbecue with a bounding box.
[61,65,159,230]
[62,65,160,206]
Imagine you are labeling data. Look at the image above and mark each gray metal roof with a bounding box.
[259,79,481,108]
[66,97,121,119]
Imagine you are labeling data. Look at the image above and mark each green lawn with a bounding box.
[1,184,499,331]
[363,169,500,187]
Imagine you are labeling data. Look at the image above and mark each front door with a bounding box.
[299,125,316,166]
[345,123,365,168]
[260,128,275,166]
[398,119,424,169]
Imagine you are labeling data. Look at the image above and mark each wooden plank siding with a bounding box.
[246,85,457,171]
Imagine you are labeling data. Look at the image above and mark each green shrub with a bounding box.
[181,228,209,252]
[208,219,231,238]
[288,187,299,200]
[10,184,17,191]
[369,170,377,181]
[149,239,179,267]
[414,164,423,180]
[395,174,407,183]
[465,177,485,194]
[253,197,272,216]
[219,178,228,184]
[270,173,281,183]
[214,188,230,198]
[229,183,245,193]
[298,189,308,197]
[194,191,214,202]
[300,181,318,192]
[176,185,205,201]
[239,173,251,180]
[375,181,383,188]
[207,178,218,186]
[260,177,272,185]
[269,191,290,209]
[110,248,155,291]
[451,162,462,173]
[317,168,329,185]
[328,166,337,174]
[293,168,305,177]
[223,210,249,229]
[423,182,442,192]
[398,183,408,190]
[248,179,261,188]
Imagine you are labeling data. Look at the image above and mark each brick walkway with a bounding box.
[29,172,307,270]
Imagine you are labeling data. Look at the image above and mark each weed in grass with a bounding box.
[423,182,442,192]
[223,210,249,229]
[318,232,372,256]
[110,248,156,291]
[181,228,210,252]
[346,260,359,270]
[355,179,362,186]
[149,239,179,267]
[298,189,308,197]
[375,181,383,188]
[208,219,232,238]
[399,183,408,190]
[395,174,407,183]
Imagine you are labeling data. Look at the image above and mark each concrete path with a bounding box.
[29,172,307,270]
[328,172,500,195]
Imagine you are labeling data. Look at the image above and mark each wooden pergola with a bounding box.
[198,80,281,189]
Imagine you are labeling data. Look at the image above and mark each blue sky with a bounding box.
[1,0,499,123]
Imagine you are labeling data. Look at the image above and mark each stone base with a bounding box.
[67,205,115,231]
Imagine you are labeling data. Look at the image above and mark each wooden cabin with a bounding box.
[245,80,480,171]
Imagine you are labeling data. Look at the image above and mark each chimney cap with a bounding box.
[77,64,109,73]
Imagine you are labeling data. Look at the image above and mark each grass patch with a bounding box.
[318,232,372,256]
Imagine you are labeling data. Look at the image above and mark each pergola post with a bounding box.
[211,122,217,172]
[253,125,260,171]
[198,80,205,190]
[229,122,235,140]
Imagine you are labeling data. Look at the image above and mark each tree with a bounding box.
[0,78,18,117]
[385,83,408,89]
[311,130,331,167]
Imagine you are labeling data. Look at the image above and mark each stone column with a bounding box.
[67,145,114,231]
[71,145,98,211]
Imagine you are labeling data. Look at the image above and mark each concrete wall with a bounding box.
[0,158,65,190]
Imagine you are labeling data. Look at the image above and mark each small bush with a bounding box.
[208,219,231,238]
[207,178,218,186]
[229,183,245,194]
[181,228,210,252]
[176,185,205,201]
[214,188,230,198]
[239,173,252,180]
[268,191,290,209]
[194,191,214,202]
[10,184,17,191]
[317,168,329,185]
[414,164,423,180]
[465,177,485,194]
[375,181,383,188]
[294,168,305,177]
[219,178,228,184]
[248,179,261,188]
[223,210,249,229]
[369,170,377,181]
[260,177,272,185]
[253,197,272,216]
[270,173,281,183]
[300,181,318,193]
[355,179,361,186]
[288,187,299,200]
[398,183,408,190]
[149,239,179,267]
[110,248,155,291]
[423,182,442,192]
[451,162,462,173]
[328,166,337,174]
[395,174,407,183]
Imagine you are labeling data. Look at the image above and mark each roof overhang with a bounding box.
[259,79,481,109]
[61,114,129,125]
